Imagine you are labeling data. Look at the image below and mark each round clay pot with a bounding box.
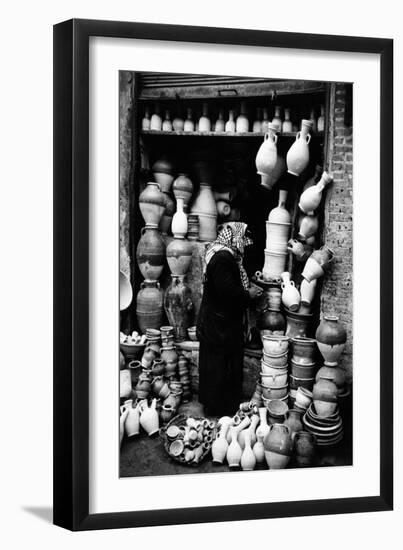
[261,383,288,400]
[263,424,292,469]
[295,387,313,410]
[139,182,166,225]
[290,359,316,379]
[166,238,193,276]
[120,341,146,362]
[136,225,166,281]
[291,336,317,364]
[262,335,290,356]
[285,308,313,339]
[315,365,346,390]
[260,370,288,387]
[135,280,164,334]
[161,345,178,365]
[294,431,316,466]
[267,399,289,424]
[258,308,286,334]
[312,378,338,416]
[262,351,288,368]
[283,409,303,438]
[261,362,288,377]
[315,315,347,365]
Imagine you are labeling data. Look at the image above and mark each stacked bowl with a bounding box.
[289,337,317,404]
[260,335,290,407]
[302,403,344,447]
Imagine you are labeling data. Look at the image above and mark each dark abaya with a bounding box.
[196,250,249,416]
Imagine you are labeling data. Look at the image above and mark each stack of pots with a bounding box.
[315,315,348,397]
[256,284,286,337]
[152,157,175,236]
[262,190,291,282]
[289,336,318,404]
[136,181,167,333]
[260,335,290,407]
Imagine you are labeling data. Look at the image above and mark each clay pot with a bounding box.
[268,190,291,224]
[161,345,178,365]
[128,360,142,387]
[159,192,175,235]
[258,308,286,334]
[166,237,192,276]
[291,336,317,364]
[302,246,334,282]
[266,222,290,253]
[312,378,338,416]
[150,358,165,377]
[261,363,288,378]
[282,108,292,133]
[136,280,164,334]
[191,184,217,242]
[119,369,132,399]
[136,225,166,281]
[256,124,278,185]
[287,239,312,262]
[266,399,289,425]
[285,308,313,338]
[315,315,347,365]
[135,372,151,399]
[294,431,316,466]
[286,119,313,176]
[173,174,193,208]
[261,383,288,400]
[262,351,288,367]
[289,374,315,392]
[263,424,292,469]
[212,423,230,464]
[139,398,160,436]
[295,387,313,410]
[265,287,282,311]
[283,409,303,438]
[139,182,166,226]
[299,171,333,214]
[260,155,287,191]
[290,359,316,379]
[262,251,288,282]
[300,278,317,306]
[298,214,319,240]
[261,334,289,356]
[240,431,256,471]
[261,370,288,387]
[281,271,301,312]
[164,275,194,341]
[119,271,133,311]
[316,365,346,391]
[216,200,231,219]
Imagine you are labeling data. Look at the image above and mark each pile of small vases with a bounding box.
[163,415,216,465]
[119,326,193,447]
[210,402,316,470]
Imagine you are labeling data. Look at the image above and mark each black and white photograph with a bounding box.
[118,72,353,477]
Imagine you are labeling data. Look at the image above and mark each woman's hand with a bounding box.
[248,283,263,299]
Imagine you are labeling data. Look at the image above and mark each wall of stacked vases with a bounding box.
[119,107,351,467]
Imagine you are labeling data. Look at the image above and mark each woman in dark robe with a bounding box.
[196,222,262,417]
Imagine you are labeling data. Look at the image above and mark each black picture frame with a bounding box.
[53,18,393,531]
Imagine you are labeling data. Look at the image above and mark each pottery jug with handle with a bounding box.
[263,423,293,469]
[315,315,347,365]
[300,278,317,306]
[299,171,333,214]
[255,123,278,186]
[281,271,301,312]
[139,398,160,436]
[286,119,313,176]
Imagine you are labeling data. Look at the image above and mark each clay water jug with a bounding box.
[258,308,286,334]
[253,433,265,463]
[142,106,151,130]
[139,398,160,436]
[287,238,312,262]
[260,155,286,190]
[120,408,129,445]
[171,198,188,238]
[184,108,195,132]
[173,174,193,209]
[256,407,270,440]
[173,115,184,131]
[120,270,133,311]
[299,171,333,214]
[315,315,347,365]
[300,278,317,306]
[152,158,175,193]
[214,109,225,133]
[271,105,282,132]
[139,182,165,225]
[164,275,194,341]
[298,214,319,240]
[312,378,338,417]
[241,431,256,471]
[162,109,172,131]
[281,271,301,312]
[225,110,236,132]
[136,280,164,333]
[252,107,262,133]
[236,101,249,133]
[125,401,141,437]
[211,422,230,464]
[302,246,334,283]
[226,426,242,467]
[261,108,269,133]
[283,409,303,439]
[166,237,192,276]
[317,104,325,132]
[120,369,132,399]
[136,225,166,281]
[199,102,211,132]
[294,431,316,467]
[135,372,151,400]
[316,365,346,392]
[282,108,293,133]
[150,104,162,130]
[256,123,278,186]
[190,184,217,242]
[286,119,313,176]
[263,424,292,469]
[159,192,175,235]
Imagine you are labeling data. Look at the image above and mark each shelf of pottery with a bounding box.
[140,101,325,137]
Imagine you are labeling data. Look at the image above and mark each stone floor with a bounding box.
[120,398,353,478]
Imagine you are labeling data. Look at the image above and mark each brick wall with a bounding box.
[321,83,353,381]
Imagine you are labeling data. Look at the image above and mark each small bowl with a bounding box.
[120,341,146,361]
[260,370,288,387]
[187,326,198,341]
[261,335,290,356]
[262,351,288,367]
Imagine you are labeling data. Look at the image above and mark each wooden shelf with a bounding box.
[141,130,324,138]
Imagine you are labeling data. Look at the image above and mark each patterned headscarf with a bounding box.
[205,222,253,290]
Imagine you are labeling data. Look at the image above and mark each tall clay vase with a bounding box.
[152,158,175,193]
[286,119,313,176]
[171,198,188,238]
[136,225,166,281]
[299,171,333,214]
[166,237,193,276]
[312,378,338,417]
[226,427,243,467]
[159,192,175,235]
[173,174,193,210]
[263,424,293,469]
[315,315,347,365]
[255,124,278,186]
[139,398,160,436]
[241,431,256,471]
[191,183,217,242]
[139,182,166,225]
[211,422,230,464]
[253,433,266,464]
[136,280,164,334]
[125,401,141,437]
[256,407,271,440]
[164,275,194,341]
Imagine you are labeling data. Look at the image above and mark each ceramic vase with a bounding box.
[256,123,278,186]
[317,105,325,132]
[139,182,166,225]
[241,431,256,471]
[286,119,313,176]
[236,102,249,133]
[299,171,333,214]
[136,225,166,281]
[139,398,159,436]
[312,378,338,416]
[263,424,292,469]
[211,422,230,464]
[136,280,164,334]
[162,110,172,131]
[300,278,317,306]
[152,158,175,193]
[315,315,347,365]
[190,183,217,242]
[281,271,301,312]
[282,108,293,133]
[150,105,162,131]
[166,237,192,276]
[271,106,282,132]
[214,109,225,133]
[256,407,271,440]
[302,246,334,283]
[199,102,211,132]
[253,434,266,463]
[142,107,151,130]
[171,198,188,238]
[159,192,175,235]
[287,239,312,262]
[226,426,243,467]
[283,409,303,439]
[226,416,251,444]
[225,110,236,132]
[173,116,184,131]
[135,372,151,400]
[173,174,193,209]
[298,214,319,240]
[184,108,194,132]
